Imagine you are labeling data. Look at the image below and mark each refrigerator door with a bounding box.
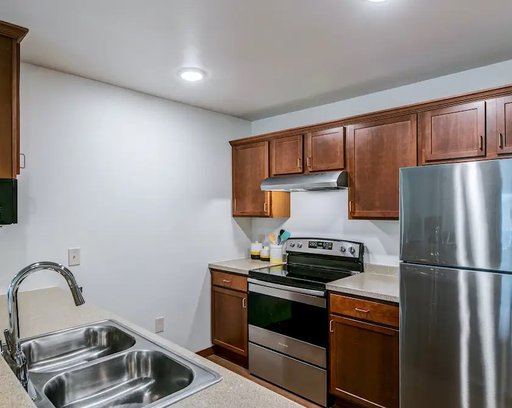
[401,263,512,408]
[400,159,512,272]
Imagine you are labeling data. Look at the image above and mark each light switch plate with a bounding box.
[68,248,81,266]
[155,317,165,333]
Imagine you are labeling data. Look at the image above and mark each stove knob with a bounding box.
[340,247,346,253]
[349,247,356,255]
[297,243,303,248]
[289,243,296,248]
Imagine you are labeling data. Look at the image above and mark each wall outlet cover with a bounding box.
[155,316,165,333]
[68,248,81,266]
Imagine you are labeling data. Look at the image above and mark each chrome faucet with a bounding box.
[1,261,85,391]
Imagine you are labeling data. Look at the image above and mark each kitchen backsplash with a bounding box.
[251,190,400,266]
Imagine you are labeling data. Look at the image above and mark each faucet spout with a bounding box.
[1,261,85,391]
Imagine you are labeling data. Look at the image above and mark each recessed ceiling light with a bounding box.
[178,68,206,82]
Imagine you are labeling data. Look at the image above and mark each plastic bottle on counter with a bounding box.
[250,241,263,260]
[260,246,270,261]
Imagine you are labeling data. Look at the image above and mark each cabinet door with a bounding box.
[347,115,417,219]
[0,35,15,179]
[420,101,486,164]
[497,96,512,155]
[232,141,270,217]
[270,134,303,176]
[329,315,399,408]
[305,127,345,172]
[212,286,247,357]
[0,24,26,180]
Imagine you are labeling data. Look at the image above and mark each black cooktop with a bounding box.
[248,238,364,292]
[248,263,355,292]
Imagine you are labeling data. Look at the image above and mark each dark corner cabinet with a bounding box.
[329,293,399,408]
[0,20,28,225]
[210,269,248,365]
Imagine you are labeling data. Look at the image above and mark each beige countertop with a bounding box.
[210,258,400,303]
[326,265,399,303]
[208,258,273,275]
[0,287,300,408]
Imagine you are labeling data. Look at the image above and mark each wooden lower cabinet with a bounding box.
[211,270,248,359]
[329,295,399,408]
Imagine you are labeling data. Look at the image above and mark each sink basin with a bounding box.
[24,320,222,408]
[22,325,136,373]
[44,350,194,408]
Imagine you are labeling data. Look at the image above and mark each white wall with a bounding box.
[0,64,251,352]
[251,59,512,266]
[251,192,399,266]
[252,58,512,134]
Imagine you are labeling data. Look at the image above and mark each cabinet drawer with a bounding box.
[330,293,399,328]
[211,270,247,292]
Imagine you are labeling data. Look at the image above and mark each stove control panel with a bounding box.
[286,238,363,259]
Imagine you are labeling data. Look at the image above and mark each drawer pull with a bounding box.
[222,279,231,284]
[355,308,370,314]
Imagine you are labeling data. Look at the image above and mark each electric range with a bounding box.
[247,238,365,407]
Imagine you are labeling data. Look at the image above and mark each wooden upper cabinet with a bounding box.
[233,141,269,217]
[347,115,417,219]
[0,21,28,179]
[270,134,303,176]
[305,127,345,173]
[232,141,290,218]
[419,101,486,164]
[497,96,512,155]
[329,314,399,408]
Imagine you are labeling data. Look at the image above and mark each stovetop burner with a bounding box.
[249,264,355,292]
[249,238,364,293]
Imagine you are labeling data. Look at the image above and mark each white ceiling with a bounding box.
[2,0,512,120]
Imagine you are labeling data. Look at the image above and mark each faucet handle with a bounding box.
[3,329,14,354]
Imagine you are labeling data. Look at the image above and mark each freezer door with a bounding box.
[400,263,512,408]
[400,159,512,272]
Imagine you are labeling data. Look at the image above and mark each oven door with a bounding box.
[248,279,327,368]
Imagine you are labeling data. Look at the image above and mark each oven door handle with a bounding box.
[248,279,326,308]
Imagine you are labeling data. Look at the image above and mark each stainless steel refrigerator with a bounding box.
[400,159,512,408]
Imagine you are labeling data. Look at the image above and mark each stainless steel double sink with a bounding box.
[21,320,221,408]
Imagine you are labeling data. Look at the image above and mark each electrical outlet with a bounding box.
[155,317,165,334]
[68,248,81,266]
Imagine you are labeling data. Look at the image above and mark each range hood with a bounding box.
[261,171,348,192]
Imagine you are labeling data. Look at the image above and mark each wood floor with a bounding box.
[207,354,322,408]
